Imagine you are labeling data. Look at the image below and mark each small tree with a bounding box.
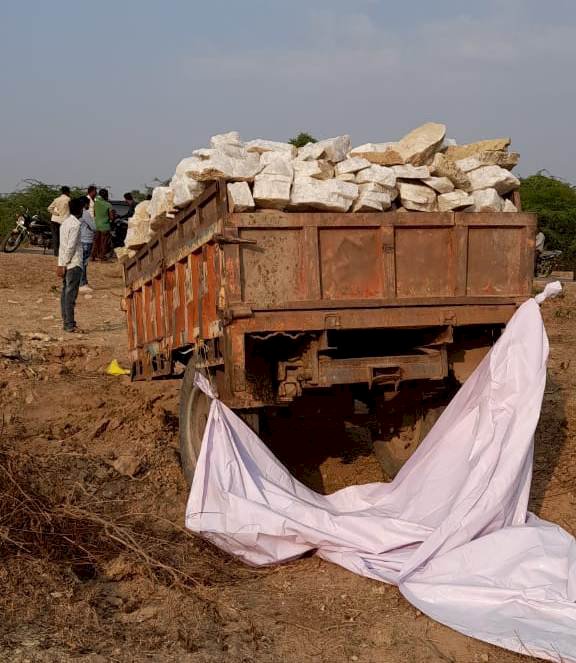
[288,132,317,148]
[520,171,576,270]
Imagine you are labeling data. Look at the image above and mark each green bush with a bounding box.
[520,173,576,271]
[288,132,317,148]
[0,180,84,237]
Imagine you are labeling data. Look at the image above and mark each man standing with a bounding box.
[79,196,96,293]
[47,185,71,256]
[92,188,114,260]
[123,192,137,219]
[87,185,97,218]
[57,197,85,333]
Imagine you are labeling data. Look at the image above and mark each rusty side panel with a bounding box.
[466,226,525,296]
[239,228,306,306]
[122,181,536,385]
[395,227,455,298]
[319,227,383,300]
[230,210,536,311]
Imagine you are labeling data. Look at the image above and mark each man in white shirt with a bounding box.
[57,197,84,333]
[79,194,96,293]
[87,184,97,218]
[48,185,71,257]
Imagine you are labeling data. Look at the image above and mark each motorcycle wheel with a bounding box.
[2,229,25,253]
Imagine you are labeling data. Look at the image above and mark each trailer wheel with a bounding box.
[179,364,212,485]
[371,389,447,480]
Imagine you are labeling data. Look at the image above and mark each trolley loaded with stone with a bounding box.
[120,124,536,482]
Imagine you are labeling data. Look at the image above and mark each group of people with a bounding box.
[47,186,137,333]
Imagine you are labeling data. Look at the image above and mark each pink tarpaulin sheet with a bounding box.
[186,282,576,661]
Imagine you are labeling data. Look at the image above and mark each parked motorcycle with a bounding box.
[536,249,563,278]
[2,210,52,253]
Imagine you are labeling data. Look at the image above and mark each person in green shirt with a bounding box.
[91,188,115,260]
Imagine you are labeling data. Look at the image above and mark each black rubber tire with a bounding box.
[373,404,444,479]
[179,363,212,485]
[2,230,25,253]
[371,387,451,479]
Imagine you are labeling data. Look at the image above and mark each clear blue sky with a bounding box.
[1,0,575,196]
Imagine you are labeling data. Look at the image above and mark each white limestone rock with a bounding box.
[353,189,392,212]
[397,122,446,166]
[398,183,437,211]
[335,157,371,176]
[148,187,174,220]
[444,138,511,161]
[468,165,520,194]
[393,164,431,179]
[170,173,206,208]
[227,182,255,212]
[192,148,215,160]
[293,159,334,180]
[132,201,151,221]
[175,156,203,176]
[355,165,396,189]
[349,142,404,166]
[437,190,474,212]
[298,135,351,163]
[297,142,325,161]
[186,151,262,182]
[210,131,242,147]
[455,156,483,173]
[245,139,296,157]
[336,173,357,182]
[430,153,471,191]
[125,216,152,248]
[253,159,293,208]
[260,151,293,167]
[115,246,136,262]
[503,198,518,212]
[422,177,454,194]
[359,181,398,201]
[471,188,505,212]
[290,179,358,212]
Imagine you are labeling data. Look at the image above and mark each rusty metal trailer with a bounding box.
[122,181,536,481]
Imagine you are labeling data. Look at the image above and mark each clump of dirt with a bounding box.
[0,254,574,662]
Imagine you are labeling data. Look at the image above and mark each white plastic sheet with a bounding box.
[186,282,576,661]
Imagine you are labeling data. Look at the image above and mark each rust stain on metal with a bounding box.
[122,181,536,403]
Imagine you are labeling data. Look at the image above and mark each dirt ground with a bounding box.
[0,252,574,663]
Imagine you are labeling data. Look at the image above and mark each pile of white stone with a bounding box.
[118,122,521,258]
